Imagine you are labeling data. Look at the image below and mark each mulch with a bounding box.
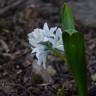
[0,0,96,96]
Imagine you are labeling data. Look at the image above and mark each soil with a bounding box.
[0,0,96,96]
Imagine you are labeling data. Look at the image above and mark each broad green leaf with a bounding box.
[62,32,87,96]
[60,3,75,31]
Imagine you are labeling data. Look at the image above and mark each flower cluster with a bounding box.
[28,23,64,69]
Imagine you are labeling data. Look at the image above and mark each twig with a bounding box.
[0,0,26,15]
[37,82,53,87]
[0,39,9,52]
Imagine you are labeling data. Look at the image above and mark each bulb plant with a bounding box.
[28,3,87,96]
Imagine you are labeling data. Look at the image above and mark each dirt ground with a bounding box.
[0,0,96,96]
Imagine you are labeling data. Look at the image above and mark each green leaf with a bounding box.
[62,32,87,96]
[60,3,75,31]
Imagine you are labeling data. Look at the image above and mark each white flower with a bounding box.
[49,28,64,51]
[43,23,57,41]
[28,22,64,69]
[28,28,44,47]
[32,45,48,69]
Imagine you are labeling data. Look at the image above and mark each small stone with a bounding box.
[89,44,95,50]
[91,73,96,81]
[32,61,54,83]
[47,65,56,76]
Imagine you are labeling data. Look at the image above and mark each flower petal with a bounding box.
[43,22,50,37]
